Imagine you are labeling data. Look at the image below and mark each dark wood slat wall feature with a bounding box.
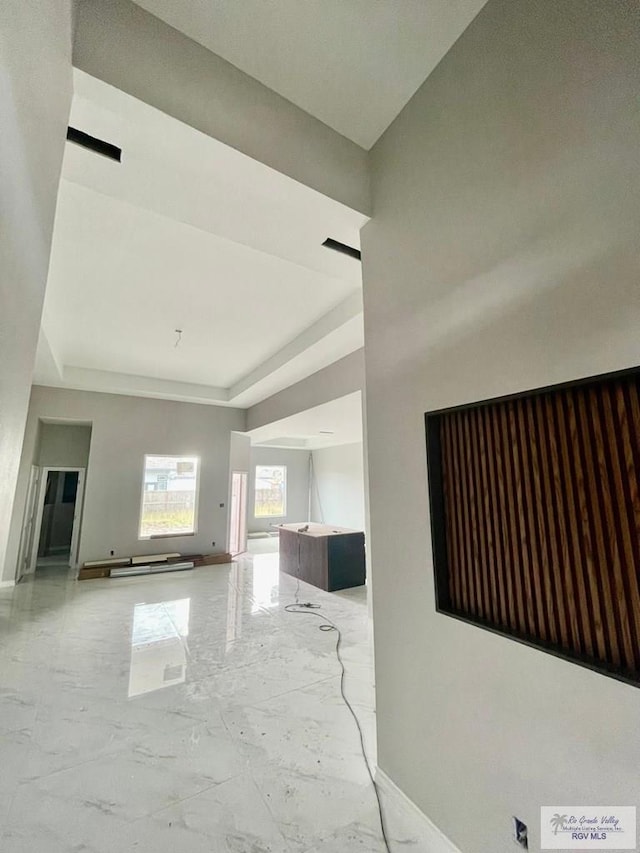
[470,409,491,622]
[482,405,507,629]
[425,368,640,687]
[523,397,556,646]
[455,414,473,614]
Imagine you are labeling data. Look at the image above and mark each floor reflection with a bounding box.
[1,553,436,851]
[224,551,281,653]
[251,553,280,613]
[225,563,246,652]
[128,598,190,697]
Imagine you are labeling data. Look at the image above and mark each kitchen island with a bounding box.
[277,522,366,592]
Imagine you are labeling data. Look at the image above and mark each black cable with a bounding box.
[284,539,392,853]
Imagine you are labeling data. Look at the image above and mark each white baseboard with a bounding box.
[0,580,16,589]
[375,767,462,853]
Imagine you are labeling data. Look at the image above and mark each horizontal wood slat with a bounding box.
[427,370,640,685]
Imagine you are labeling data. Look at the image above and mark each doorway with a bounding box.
[229,471,248,556]
[15,465,41,583]
[30,467,86,571]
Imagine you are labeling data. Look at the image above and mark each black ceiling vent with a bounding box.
[322,237,361,261]
[66,127,122,163]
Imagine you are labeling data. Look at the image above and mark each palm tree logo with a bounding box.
[550,814,568,835]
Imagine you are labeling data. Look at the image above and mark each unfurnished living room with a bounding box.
[1,2,640,852]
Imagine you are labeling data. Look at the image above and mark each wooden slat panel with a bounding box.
[514,398,546,642]
[617,384,640,664]
[508,401,537,637]
[441,417,461,611]
[481,405,508,627]
[498,404,526,635]
[492,406,518,631]
[462,411,482,618]
[447,414,468,612]
[598,386,637,671]
[469,408,491,622]
[543,394,583,653]
[574,389,616,664]
[567,390,608,662]
[526,396,562,647]
[554,392,595,658]
[454,413,475,615]
[431,370,640,685]
[587,387,625,669]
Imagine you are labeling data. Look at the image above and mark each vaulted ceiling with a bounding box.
[134,0,488,148]
[37,3,488,413]
[36,71,366,407]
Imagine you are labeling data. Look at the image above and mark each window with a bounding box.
[254,465,286,518]
[139,455,199,538]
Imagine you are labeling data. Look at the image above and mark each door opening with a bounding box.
[229,471,248,556]
[30,467,86,572]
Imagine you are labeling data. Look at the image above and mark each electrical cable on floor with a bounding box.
[284,531,392,853]
[284,602,392,852]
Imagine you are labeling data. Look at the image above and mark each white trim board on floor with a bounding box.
[375,767,462,853]
[0,580,16,589]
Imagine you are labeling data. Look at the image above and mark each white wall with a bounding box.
[248,446,310,533]
[37,423,92,468]
[4,387,245,577]
[0,1,73,577]
[361,1,640,851]
[310,442,365,531]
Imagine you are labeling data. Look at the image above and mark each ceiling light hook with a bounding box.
[174,328,183,348]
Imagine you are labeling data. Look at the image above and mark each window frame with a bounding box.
[253,464,287,519]
[138,454,201,540]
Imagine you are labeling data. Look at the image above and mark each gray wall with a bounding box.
[310,442,365,531]
[248,447,310,533]
[37,423,92,468]
[4,387,244,575]
[229,431,251,476]
[361,1,640,851]
[74,0,369,214]
[0,2,72,579]
[246,349,364,432]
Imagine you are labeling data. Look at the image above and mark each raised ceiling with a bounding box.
[248,391,363,450]
[134,0,489,149]
[35,70,367,407]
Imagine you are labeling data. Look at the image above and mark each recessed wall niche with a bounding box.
[425,367,640,686]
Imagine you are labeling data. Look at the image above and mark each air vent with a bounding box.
[322,237,361,261]
[66,127,122,163]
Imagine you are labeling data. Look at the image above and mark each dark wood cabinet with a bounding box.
[277,523,366,592]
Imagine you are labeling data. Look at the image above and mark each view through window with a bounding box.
[254,465,287,518]
[139,455,199,538]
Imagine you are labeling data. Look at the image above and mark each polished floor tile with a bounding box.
[0,550,429,852]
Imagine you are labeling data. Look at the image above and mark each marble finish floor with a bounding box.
[0,549,428,852]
